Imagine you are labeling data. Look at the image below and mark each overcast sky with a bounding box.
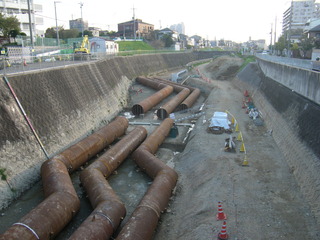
[37,0,320,44]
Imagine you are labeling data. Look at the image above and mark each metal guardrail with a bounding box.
[0,53,117,75]
[256,53,313,70]
[0,50,189,75]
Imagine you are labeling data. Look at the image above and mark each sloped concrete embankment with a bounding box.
[0,51,230,210]
[235,62,320,224]
[257,57,320,105]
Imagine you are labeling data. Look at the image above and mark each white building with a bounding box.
[0,0,44,37]
[283,0,320,33]
[169,22,185,35]
[90,37,118,55]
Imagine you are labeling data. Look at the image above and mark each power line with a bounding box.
[34,13,69,23]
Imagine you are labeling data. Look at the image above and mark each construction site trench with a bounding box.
[1,54,320,239]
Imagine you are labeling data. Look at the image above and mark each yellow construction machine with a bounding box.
[74,35,90,60]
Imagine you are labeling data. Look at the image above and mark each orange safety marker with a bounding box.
[216,201,227,220]
[217,221,229,240]
[244,90,249,97]
[242,102,246,109]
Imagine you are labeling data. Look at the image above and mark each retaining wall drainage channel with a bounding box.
[116,118,178,240]
[1,117,129,240]
[69,126,147,240]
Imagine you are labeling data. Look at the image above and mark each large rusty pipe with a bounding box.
[136,76,168,90]
[131,85,173,116]
[153,77,196,91]
[116,118,178,240]
[178,88,201,111]
[151,77,200,111]
[137,76,200,114]
[69,127,147,240]
[58,116,129,172]
[1,117,129,240]
[156,88,190,119]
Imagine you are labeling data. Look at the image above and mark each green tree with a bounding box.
[45,27,57,38]
[275,35,289,55]
[161,34,174,48]
[60,29,79,39]
[299,34,313,58]
[78,30,93,37]
[9,29,19,42]
[0,13,21,42]
[314,37,320,49]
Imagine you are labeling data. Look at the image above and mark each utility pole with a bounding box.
[287,0,293,57]
[270,23,273,52]
[132,5,136,40]
[274,16,277,47]
[27,0,34,48]
[79,2,84,37]
[54,1,61,46]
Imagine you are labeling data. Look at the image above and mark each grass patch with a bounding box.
[117,41,154,51]
[238,55,256,71]
[0,168,15,192]
[191,60,212,68]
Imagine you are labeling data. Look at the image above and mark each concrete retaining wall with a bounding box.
[0,51,230,209]
[257,57,320,105]
[236,62,320,223]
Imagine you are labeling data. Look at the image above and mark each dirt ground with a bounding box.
[140,56,320,239]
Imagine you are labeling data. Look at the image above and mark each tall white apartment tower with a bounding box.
[283,0,320,33]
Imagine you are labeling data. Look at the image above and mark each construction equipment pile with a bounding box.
[242,90,264,126]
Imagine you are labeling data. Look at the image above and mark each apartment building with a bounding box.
[283,0,320,32]
[0,0,44,36]
[170,22,185,35]
[69,18,89,34]
[118,19,154,39]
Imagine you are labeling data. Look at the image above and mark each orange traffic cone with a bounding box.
[242,100,246,109]
[216,201,227,220]
[217,221,229,240]
[244,90,249,97]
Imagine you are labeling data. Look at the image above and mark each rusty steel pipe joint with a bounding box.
[116,118,178,240]
[132,85,173,116]
[151,78,200,111]
[136,76,168,90]
[69,127,147,240]
[156,88,190,119]
[179,88,201,111]
[1,117,129,240]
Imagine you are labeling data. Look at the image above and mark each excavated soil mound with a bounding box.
[205,55,244,80]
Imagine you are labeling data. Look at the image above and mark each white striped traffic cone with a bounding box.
[217,221,229,240]
[216,201,227,220]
